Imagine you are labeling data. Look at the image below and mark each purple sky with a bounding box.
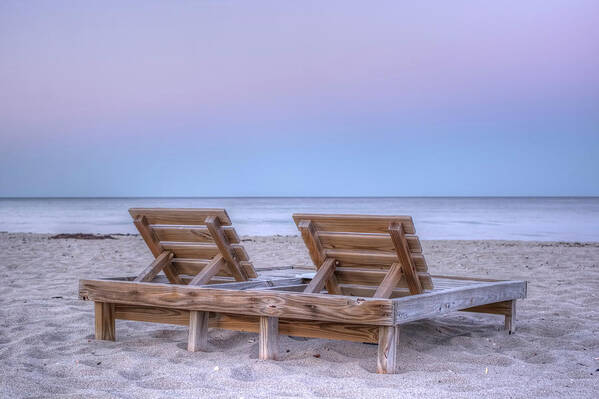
[1,1,598,196]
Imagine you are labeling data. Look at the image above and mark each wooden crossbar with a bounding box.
[373,263,404,299]
[303,258,336,293]
[298,220,341,294]
[134,251,174,282]
[133,216,183,285]
[188,254,226,286]
[389,222,422,295]
[205,216,248,281]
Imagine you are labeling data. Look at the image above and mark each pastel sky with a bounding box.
[1,0,598,196]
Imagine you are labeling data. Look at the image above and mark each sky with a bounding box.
[1,0,598,197]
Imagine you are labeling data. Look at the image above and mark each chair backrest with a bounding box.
[130,208,256,283]
[293,213,433,298]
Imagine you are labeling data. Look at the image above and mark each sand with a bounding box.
[0,233,598,398]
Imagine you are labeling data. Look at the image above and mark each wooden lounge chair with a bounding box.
[79,209,527,374]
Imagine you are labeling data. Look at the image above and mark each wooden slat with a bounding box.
[303,258,336,294]
[159,242,249,261]
[324,248,428,272]
[189,255,226,286]
[259,316,279,360]
[171,258,256,279]
[151,225,240,243]
[134,251,174,282]
[133,216,183,285]
[297,220,341,295]
[335,268,433,290]
[293,214,415,234]
[201,278,303,290]
[389,223,422,295]
[373,263,404,299]
[260,284,308,292]
[80,279,396,325]
[319,232,422,253]
[113,305,379,342]
[205,216,248,281]
[340,284,414,298]
[129,208,232,225]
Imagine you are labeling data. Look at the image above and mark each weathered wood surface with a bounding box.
[293,213,432,298]
[208,278,304,290]
[94,302,115,341]
[130,208,257,281]
[114,304,190,325]
[80,279,395,325]
[188,311,209,352]
[188,255,226,286]
[373,263,404,299]
[318,231,422,253]
[323,248,428,271]
[205,215,248,281]
[151,225,240,243]
[297,220,341,294]
[293,214,416,234]
[377,326,399,374]
[134,251,173,282]
[259,316,278,360]
[334,267,433,289]
[461,300,514,315]
[260,284,307,292]
[303,258,335,294]
[389,223,422,295]
[171,258,256,279]
[160,242,249,262]
[505,299,516,334]
[394,281,527,324]
[113,304,381,343]
[129,208,232,225]
[133,215,183,284]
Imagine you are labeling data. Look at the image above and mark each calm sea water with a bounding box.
[0,197,598,241]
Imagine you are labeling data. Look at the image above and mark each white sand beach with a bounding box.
[1,233,598,398]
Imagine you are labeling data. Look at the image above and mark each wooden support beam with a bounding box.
[80,278,396,325]
[134,251,173,282]
[204,215,248,281]
[134,215,183,285]
[505,299,516,334]
[298,220,341,294]
[259,316,279,360]
[188,255,225,286]
[373,263,404,299]
[303,258,335,293]
[188,311,209,352]
[389,223,422,295]
[94,302,115,341]
[113,304,380,343]
[377,325,399,374]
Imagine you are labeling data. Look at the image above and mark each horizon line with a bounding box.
[1,195,598,200]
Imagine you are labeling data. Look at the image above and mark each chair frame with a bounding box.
[79,209,526,374]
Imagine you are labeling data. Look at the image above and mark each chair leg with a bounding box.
[94,302,115,341]
[377,326,399,374]
[259,316,279,360]
[188,311,209,352]
[504,300,516,334]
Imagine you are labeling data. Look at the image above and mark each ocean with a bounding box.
[0,197,598,241]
